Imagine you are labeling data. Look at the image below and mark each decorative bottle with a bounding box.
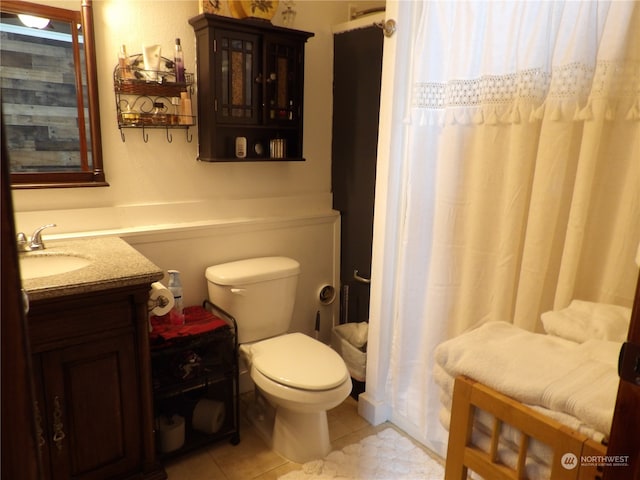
[174,38,185,83]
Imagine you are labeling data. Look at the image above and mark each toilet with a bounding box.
[205,257,352,463]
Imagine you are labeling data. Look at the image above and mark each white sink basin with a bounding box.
[20,252,91,280]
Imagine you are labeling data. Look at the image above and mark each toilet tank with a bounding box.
[205,257,300,344]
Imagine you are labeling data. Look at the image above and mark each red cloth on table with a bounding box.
[150,305,227,341]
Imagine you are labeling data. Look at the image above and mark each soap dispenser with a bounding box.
[167,270,185,325]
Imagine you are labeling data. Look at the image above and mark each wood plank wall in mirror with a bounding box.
[0,0,106,188]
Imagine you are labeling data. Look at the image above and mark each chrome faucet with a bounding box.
[16,224,57,252]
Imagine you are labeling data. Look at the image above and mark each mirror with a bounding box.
[1,0,105,188]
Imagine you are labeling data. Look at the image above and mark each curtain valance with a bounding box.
[410,1,640,125]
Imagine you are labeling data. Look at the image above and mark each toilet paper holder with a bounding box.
[148,282,175,316]
[149,295,171,311]
[318,285,336,305]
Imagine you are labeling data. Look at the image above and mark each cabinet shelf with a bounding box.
[153,380,239,461]
[153,370,229,399]
[115,76,193,97]
[209,156,305,162]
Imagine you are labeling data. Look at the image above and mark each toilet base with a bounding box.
[272,408,331,463]
[246,391,276,448]
[246,389,333,463]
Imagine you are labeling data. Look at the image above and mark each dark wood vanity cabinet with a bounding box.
[189,14,313,161]
[28,286,165,480]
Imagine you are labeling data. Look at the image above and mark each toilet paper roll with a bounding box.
[318,285,336,305]
[192,399,225,435]
[156,414,185,453]
[149,282,174,316]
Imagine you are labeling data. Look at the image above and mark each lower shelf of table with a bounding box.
[154,374,240,460]
[157,422,240,461]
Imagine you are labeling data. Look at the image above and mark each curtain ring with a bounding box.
[375,19,396,38]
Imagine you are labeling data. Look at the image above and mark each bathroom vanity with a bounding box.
[21,237,166,480]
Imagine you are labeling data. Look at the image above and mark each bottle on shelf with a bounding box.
[171,97,181,125]
[118,44,133,79]
[167,270,185,325]
[179,91,192,125]
[150,102,167,125]
[174,38,185,83]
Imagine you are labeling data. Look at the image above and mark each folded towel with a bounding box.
[436,362,555,467]
[439,405,551,480]
[541,300,631,343]
[150,305,228,343]
[434,322,618,437]
[469,426,551,480]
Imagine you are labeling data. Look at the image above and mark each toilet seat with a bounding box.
[248,333,349,390]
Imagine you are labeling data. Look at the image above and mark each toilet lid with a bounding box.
[250,333,349,391]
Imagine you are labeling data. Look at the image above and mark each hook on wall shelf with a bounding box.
[118,125,193,143]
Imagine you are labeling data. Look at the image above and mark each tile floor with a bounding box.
[163,393,444,479]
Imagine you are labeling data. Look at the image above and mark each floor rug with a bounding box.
[278,428,445,480]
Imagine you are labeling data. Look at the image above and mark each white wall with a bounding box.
[12,0,348,220]
[11,1,354,342]
[124,213,341,340]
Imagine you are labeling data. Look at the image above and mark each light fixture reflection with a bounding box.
[18,14,50,30]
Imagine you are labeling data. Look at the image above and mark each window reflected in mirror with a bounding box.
[0,0,106,188]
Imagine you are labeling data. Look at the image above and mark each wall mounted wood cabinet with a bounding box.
[189,14,313,162]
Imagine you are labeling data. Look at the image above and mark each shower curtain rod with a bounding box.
[374,19,396,38]
[351,7,385,20]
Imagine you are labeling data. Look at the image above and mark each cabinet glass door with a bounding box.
[264,37,300,124]
[216,30,259,124]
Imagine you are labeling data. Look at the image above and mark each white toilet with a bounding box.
[205,257,352,463]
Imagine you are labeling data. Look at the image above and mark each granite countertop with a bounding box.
[21,237,163,302]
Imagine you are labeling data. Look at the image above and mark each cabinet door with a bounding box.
[263,35,303,126]
[42,334,141,480]
[215,29,260,125]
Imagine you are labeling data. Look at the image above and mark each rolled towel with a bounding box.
[333,322,368,349]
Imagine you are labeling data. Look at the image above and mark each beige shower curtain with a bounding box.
[367,0,640,455]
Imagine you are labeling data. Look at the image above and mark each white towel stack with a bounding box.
[433,322,619,479]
